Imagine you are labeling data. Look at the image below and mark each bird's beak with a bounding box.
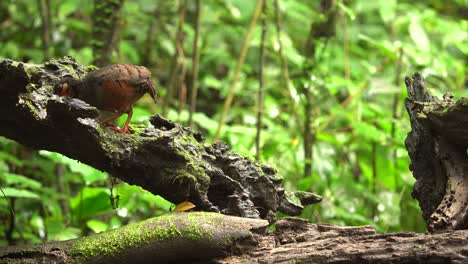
[148,81,157,103]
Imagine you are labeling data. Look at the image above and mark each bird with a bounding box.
[54,64,156,134]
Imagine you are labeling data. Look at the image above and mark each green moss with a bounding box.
[87,65,98,71]
[23,64,41,79]
[168,132,211,191]
[284,191,302,207]
[69,212,220,261]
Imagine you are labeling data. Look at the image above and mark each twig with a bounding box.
[214,0,264,140]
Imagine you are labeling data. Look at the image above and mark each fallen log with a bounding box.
[1,213,466,263]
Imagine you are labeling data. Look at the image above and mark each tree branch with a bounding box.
[0,57,321,222]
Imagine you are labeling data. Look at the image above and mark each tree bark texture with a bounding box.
[0,212,269,263]
[404,72,468,231]
[0,57,321,223]
[2,214,467,264]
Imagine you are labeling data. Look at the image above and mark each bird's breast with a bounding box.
[97,80,144,112]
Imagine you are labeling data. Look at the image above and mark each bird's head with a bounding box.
[140,78,157,103]
[54,76,79,97]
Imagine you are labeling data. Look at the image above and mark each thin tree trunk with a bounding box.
[142,8,159,67]
[188,0,201,128]
[55,164,70,221]
[92,0,125,66]
[301,0,336,178]
[342,4,350,80]
[176,1,187,120]
[255,0,267,161]
[391,47,403,191]
[303,87,314,177]
[163,0,187,118]
[214,0,263,140]
[37,0,51,58]
[371,141,377,218]
[273,0,301,135]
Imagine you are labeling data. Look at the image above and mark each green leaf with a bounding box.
[120,41,140,63]
[358,34,396,59]
[378,0,397,24]
[0,151,23,166]
[70,187,112,220]
[193,113,218,135]
[1,172,42,189]
[336,2,356,20]
[409,19,430,52]
[49,227,81,241]
[39,151,107,184]
[352,121,385,142]
[0,187,39,199]
[87,219,109,233]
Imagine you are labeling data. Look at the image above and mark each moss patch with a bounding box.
[68,212,222,261]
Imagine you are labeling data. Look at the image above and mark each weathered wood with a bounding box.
[221,217,468,263]
[2,214,467,264]
[0,212,269,263]
[0,57,321,221]
[404,72,468,231]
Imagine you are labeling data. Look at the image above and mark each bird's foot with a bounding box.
[99,122,129,134]
[108,125,129,134]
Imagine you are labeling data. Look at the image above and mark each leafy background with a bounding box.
[0,0,466,245]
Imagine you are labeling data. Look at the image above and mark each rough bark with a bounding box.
[404,72,468,231]
[0,212,269,263]
[0,57,321,223]
[2,214,467,264]
[222,217,468,264]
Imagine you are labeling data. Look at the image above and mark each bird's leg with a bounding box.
[98,110,133,134]
[119,109,133,134]
[99,112,124,127]
[104,109,133,134]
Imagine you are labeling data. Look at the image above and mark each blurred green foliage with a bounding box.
[0,0,466,246]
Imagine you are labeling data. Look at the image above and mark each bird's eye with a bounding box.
[139,81,149,93]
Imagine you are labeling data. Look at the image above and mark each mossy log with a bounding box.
[0,57,321,222]
[2,213,467,263]
[0,212,269,263]
[404,73,468,231]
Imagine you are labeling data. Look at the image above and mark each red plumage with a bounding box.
[54,64,157,134]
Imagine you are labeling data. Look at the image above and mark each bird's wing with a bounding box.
[89,64,151,84]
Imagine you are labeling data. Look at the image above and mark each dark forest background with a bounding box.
[0,0,466,246]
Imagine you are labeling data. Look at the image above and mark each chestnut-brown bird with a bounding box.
[54,64,156,134]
